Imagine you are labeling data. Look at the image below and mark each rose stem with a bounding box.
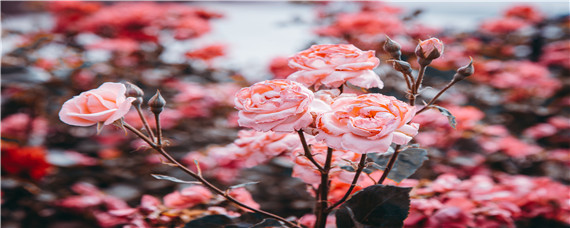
[315,147,334,228]
[413,64,428,100]
[297,130,324,171]
[135,104,155,142]
[378,145,401,184]
[154,113,162,147]
[326,153,367,212]
[123,122,300,228]
[416,79,459,115]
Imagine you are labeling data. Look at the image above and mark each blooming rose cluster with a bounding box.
[406,174,570,227]
[480,5,543,35]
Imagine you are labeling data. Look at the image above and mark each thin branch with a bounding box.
[297,130,324,172]
[123,122,299,228]
[315,147,334,228]
[378,145,401,184]
[416,80,459,115]
[326,153,367,212]
[135,105,155,141]
[154,113,162,147]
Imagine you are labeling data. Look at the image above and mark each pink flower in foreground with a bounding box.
[163,185,212,209]
[288,44,383,89]
[59,82,135,126]
[234,79,314,132]
[315,93,418,154]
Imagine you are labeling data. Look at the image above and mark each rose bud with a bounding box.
[149,90,166,114]
[388,60,412,75]
[452,57,474,82]
[415,38,444,66]
[125,82,144,106]
[383,36,402,60]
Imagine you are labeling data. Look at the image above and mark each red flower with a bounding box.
[1,142,52,180]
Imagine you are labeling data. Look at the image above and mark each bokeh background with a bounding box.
[1,1,569,228]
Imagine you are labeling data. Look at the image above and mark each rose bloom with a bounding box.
[316,94,419,153]
[288,44,383,89]
[315,93,418,154]
[234,79,314,132]
[59,82,135,127]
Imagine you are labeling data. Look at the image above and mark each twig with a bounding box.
[154,113,162,147]
[123,122,299,228]
[315,147,334,228]
[135,105,155,141]
[378,145,401,184]
[416,80,458,115]
[326,153,367,212]
[297,130,324,172]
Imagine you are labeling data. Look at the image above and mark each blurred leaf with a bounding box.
[150,174,201,184]
[228,181,259,189]
[335,185,411,228]
[368,148,428,182]
[185,214,232,228]
[250,218,284,228]
[434,105,456,129]
[341,165,356,172]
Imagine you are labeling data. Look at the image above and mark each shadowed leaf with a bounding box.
[150,174,201,184]
[434,105,456,128]
[367,148,428,182]
[335,185,411,228]
[185,214,232,228]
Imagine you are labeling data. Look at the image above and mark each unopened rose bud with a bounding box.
[149,90,166,114]
[388,60,412,75]
[453,57,474,82]
[383,36,402,60]
[125,82,144,106]
[415,38,444,66]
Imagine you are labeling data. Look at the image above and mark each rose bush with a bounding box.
[288,44,383,89]
[234,79,315,132]
[59,82,135,127]
[315,93,418,154]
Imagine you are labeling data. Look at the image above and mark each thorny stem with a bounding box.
[315,147,334,228]
[154,113,162,147]
[416,80,459,115]
[326,153,367,212]
[413,64,427,98]
[405,73,417,106]
[123,122,300,228]
[297,130,324,172]
[378,145,401,184]
[134,105,155,141]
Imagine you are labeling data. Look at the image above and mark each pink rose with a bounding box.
[234,79,314,132]
[415,37,444,61]
[59,82,135,126]
[315,93,418,154]
[288,44,383,89]
[163,185,212,209]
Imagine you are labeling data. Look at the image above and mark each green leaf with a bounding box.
[434,105,456,129]
[368,147,428,183]
[335,185,412,228]
[150,174,201,185]
[228,181,259,189]
[185,214,232,228]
